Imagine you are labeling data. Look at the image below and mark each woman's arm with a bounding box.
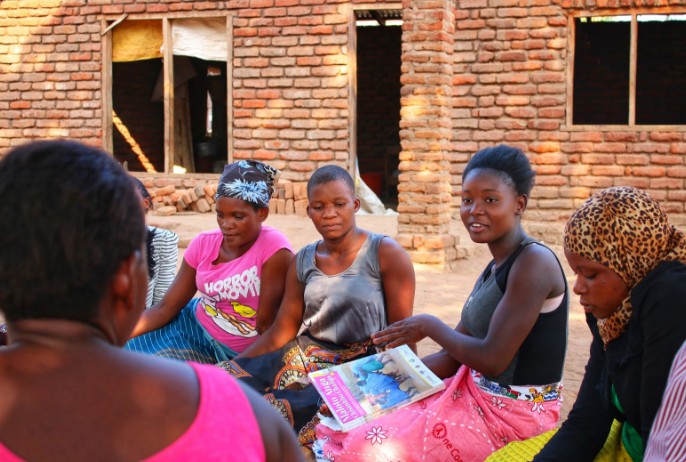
[237,258,305,358]
[377,237,416,349]
[420,322,470,378]
[254,248,294,334]
[151,228,179,306]
[374,244,564,377]
[534,319,614,461]
[130,260,198,338]
[241,382,306,462]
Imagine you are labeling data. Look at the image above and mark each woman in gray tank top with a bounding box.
[220,165,416,451]
[315,145,569,462]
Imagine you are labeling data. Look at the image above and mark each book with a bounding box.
[308,344,446,432]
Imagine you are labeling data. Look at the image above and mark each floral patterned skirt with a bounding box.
[217,334,376,448]
[314,365,562,462]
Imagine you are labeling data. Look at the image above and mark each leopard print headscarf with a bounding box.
[564,186,686,346]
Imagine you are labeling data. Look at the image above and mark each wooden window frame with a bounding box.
[566,8,686,131]
[101,13,234,173]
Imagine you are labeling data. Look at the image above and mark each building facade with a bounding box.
[2,0,685,265]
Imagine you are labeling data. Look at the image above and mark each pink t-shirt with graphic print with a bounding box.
[184,226,292,353]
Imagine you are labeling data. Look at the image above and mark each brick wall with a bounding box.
[2,0,686,259]
[0,0,104,149]
[450,0,686,243]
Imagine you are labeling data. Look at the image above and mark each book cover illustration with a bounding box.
[308,344,446,432]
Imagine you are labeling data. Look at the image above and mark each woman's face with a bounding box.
[459,169,525,244]
[215,196,267,250]
[307,179,360,241]
[564,249,630,320]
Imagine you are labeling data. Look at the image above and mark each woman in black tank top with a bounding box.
[315,145,569,462]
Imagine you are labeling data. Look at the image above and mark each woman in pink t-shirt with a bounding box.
[126,160,294,363]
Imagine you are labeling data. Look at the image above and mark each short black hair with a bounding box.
[0,140,146,322]
[130,176,156,278]
[462,144,536,196]
[131,176,152,202]
[307,165,355,197]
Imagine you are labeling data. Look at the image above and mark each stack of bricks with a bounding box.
[146,181,216,216]
[269,181,309,217]
[139,177,308,217]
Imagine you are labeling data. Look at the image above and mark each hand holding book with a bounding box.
[308,345,445,432]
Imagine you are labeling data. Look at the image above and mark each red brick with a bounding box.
[576,176,614,188]
[531,72,564,83]
[536,175,567,186]
[9,101,30,109]
[504,131,535,142]
[651,154,683,165]
[650,132,682,142]
[505,107,536,118]
[605,132,638,142]
[618,177,650,189]
[538,108,565,118]
[662,202,684,214]
[581,154,615,165]
[570,132,604,142]
[671,144,686,154]
[535,165,561,175]
[650,178,683,189]
[529,142,560,154]
[667,166,686,178]
[592,165,625,176]
[630,166,666,178]
[594,143,627,153]
[668,190,686,202]
[616,154,649,165]
[632,143,670,154]
[528,120,560,131]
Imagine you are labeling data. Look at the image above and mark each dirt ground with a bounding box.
[149,211,591,423]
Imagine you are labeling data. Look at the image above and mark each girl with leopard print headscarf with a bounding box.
[535,186,686,462]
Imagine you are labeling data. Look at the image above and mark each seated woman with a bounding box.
[220,165,416,445]
[0,139,304,462]
[131,177,180,308]
[126,160,293,363]
[315,145,569,462]
[533,186,686,461]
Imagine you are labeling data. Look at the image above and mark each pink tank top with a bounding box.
[0,363,265,461]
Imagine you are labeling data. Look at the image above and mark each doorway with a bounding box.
[355,9,402,210]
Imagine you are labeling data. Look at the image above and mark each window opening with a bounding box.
[106,16,230,173]
[354,9,402,210]
[636,14,686,124]
[572,13,686,125]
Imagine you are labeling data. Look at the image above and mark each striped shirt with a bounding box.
[645,340,686,461]
[146,226,179,308]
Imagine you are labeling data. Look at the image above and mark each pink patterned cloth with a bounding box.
[316,365,561,462]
